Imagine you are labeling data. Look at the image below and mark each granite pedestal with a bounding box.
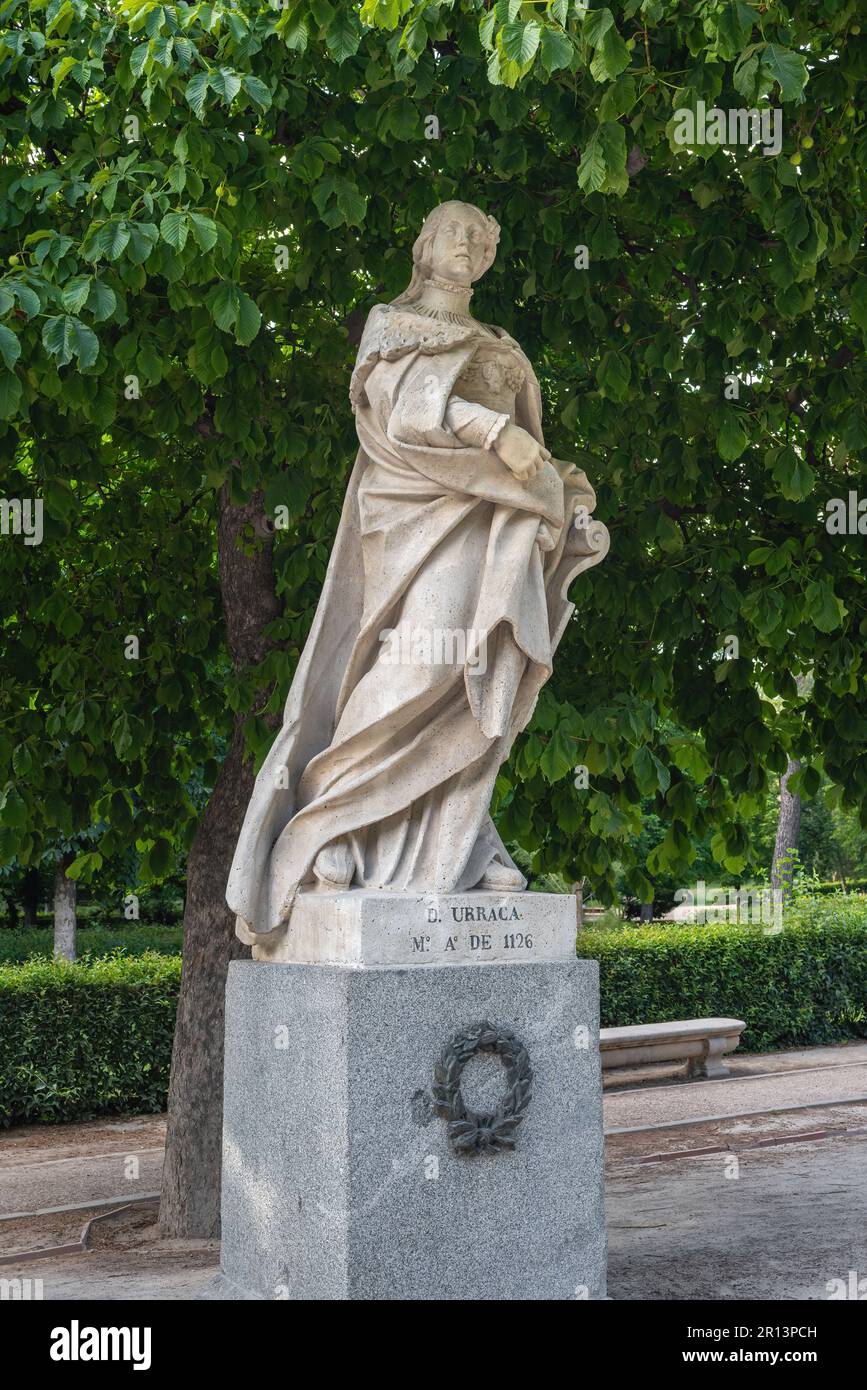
[214,891,607,1300]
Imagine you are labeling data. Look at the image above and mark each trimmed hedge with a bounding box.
[806,878,867,896]
[0,953,181,1127]
[579,907,867,1053]
[2,900,865,1126]
[0,925,184,964]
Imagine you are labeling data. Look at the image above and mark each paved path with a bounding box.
[0,1116,165,1224]
[604,1047,867,1132]
[608,1130,867,1300]
[2,1042,866,1298]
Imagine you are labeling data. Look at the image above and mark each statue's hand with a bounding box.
[493,423,551,482]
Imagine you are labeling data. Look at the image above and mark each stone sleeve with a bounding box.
[443,395,510,450]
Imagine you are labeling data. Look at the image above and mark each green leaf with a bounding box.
[0,324,21,371]
[0,371,22,419]
[189,212,218,252]
[668,736,712,783]
[112,713,133,759]
[130,43,150,79]
[51,54,78,91]
[242,74,272,108]
[717,414,748,462]
[335,179,367,227]
[208,281,240,333]
[761,44,808,102]
[590,27,630,83]
[282,18,308,52]
[61,275,91,314]
[850,278,867,331]
[500,20,541,68]
[656,511,683,554]
[12,743,33,776]
[632,745,658,796]
[479,11,497,50]
[0,786,27,829]
[210,68,242,105]
[148,835,171,877]
[235,290,262,346]
[578,129,607,193]
[95,221,131,261]
[67,743,87,777]
[771,445,814,500]
[539,26,573,73]
[65,845,99,878]
[160,211,189,252]
[185,71,212,119]
[42,315,99,369]
[733,51,760,101]
[540,726,575,783]
[325,11,362,63]
[385,96,419,140]
[9,282,40,318]
[87,280,116,322]
[805,579,845,633]
[583,7,614,47]
[578,121,627,195]
[596,349,630,401]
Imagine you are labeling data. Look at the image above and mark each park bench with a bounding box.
[599,1017,747,1081]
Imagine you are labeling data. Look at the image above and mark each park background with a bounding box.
[0,0,865,1240]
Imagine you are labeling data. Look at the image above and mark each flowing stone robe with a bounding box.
[227,303,608,940]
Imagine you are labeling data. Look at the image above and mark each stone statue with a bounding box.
[227,200,609,943]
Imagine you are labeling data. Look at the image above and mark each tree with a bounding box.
[1,0,865,1232]
[160,486,280,1237]
[53,849,76,959]
[771,756,802,899]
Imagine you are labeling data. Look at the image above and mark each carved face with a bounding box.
[428,210,491,285]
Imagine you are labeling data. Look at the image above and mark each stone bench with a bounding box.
[599,1018,747,1081]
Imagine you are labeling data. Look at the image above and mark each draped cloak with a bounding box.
[226,303,609,940]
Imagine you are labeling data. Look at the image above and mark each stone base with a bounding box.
[217,951,606,1300]
[250,888,578,967]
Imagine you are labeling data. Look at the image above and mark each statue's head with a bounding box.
[414,200,500,285]
[393,201,500,303]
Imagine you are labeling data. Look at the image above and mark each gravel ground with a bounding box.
[607,1130,867,1301]
[2,1043,865,1300]
[0,1115,165,1227]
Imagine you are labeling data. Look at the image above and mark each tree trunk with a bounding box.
[53,854,77,961]
[771,758,802,900]
[22,866,40,926]
[572,879,584,931]
[159,487,280,1239]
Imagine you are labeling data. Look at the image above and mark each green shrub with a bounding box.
[4,899,865,1127]
[803,878,867,896]
[579,904,867,1052]
[0,953,181,1127]
[0,925,183,963]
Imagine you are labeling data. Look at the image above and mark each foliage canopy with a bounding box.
[1,0,865,903]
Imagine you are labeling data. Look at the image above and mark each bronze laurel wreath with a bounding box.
[432,1020,533,1155]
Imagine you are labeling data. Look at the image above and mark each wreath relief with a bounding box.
[432,1020,533,1155]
